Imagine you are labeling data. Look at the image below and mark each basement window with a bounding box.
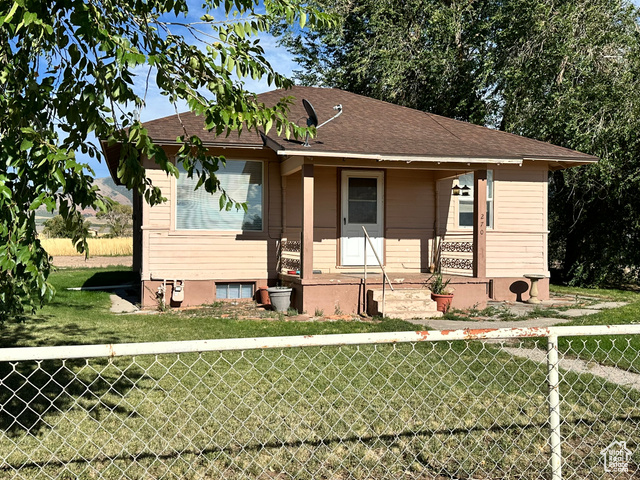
[216,283,254,300]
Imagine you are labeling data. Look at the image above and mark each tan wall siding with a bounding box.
[312,167,338,272]
[146,232,273,280]
[385,170,435,272]
[284,172,302,230]
[313,237,337,272]
[437,164,549,277]
[141,153,281,282]
[144,159,172,228]
[487,165,548,277]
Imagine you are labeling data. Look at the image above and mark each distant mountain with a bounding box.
[94,177,133,206]
[35,177,133,230]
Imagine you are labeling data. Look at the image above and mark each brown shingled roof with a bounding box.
[103,86,597,183]
[257,86,597,163]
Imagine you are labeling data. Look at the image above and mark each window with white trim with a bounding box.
[175,160,263,231]
[458,170,493,228]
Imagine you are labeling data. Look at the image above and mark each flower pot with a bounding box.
[257,287,271,305]
[267,287,293,312]
[431,293,454,313]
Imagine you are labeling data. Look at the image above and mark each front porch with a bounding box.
[276,160,502,316]
[278,271,491,316]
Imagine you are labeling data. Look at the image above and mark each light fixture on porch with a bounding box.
[452,177,470,197]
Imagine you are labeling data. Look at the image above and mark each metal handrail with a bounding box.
[362,226,394,317]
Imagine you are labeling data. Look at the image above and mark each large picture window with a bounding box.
[458,170,493,228]
[176,160,263,231]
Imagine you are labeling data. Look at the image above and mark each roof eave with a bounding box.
[523,156,599,171]
[275,149,524,165]
[275,149,599,169]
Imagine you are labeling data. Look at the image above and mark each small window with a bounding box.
[216,283,254,299]
[176,160,263,231]
[458,170,493,228]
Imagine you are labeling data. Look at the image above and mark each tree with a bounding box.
[276,0,496,123]
[278,0,640,286]
[0,0,333,321]
[97,203,133,238]
[43,215,91,239]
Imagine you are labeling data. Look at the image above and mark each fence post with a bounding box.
[547,335,562,480]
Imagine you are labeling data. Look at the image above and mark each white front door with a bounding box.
[341,170,384,266]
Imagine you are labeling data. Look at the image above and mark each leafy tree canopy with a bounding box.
[278,0,640,286]
[96,202,133,238]
[42,214,91,239]
[0,0,333,320]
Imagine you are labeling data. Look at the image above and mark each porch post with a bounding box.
[301,163,314,279]
[473,169,487,278]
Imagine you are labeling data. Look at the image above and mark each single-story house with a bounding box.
[102,86,597,316]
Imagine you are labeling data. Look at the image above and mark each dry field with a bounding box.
[41,237,133,256]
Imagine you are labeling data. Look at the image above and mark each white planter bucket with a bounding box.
[267,287,293,312]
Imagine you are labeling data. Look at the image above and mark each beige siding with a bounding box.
[438,163,548,277]
[312,167,338,272]
[487,165,548,276]
[144,158,172,228]
[141,154,281,282]
[437,164,549,278]
[385,170,435,272]
[313,236,337,272]
[141,154,549,282]
[436,176,457,233]
[284,173,301,230]
[385,234,432,271]
[147,232,272,279]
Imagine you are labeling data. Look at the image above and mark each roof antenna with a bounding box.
[302,99,343,147]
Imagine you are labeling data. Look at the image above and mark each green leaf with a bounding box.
[20,138,33,151]
[0,2,19,26]
[52,169,66,187]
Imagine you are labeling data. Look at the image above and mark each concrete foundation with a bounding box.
[139,274,549,315]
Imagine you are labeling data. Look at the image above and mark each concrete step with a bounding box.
[367,288,442,319]
[369,288,434,302]
[385,310,443,320]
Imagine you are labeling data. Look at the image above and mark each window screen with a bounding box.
[348,177,377,224]
[176,160,263,231]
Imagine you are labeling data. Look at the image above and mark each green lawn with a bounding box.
[0,267,416,349]
[0,269,638,479]
[547,284,640,374]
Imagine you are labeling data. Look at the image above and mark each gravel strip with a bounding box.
[503,346,640,391]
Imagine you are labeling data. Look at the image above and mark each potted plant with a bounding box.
[427,273,454,313]
[266,285,293,312]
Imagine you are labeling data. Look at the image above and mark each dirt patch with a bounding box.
[52,256,133,268]
[162,300,378,323]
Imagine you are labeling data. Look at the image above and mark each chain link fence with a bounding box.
[0,326,638,479]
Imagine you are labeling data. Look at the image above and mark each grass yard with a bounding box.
[546,284,640,374]
[0,269,638,479]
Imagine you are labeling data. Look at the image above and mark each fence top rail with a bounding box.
[0,324,639,362]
